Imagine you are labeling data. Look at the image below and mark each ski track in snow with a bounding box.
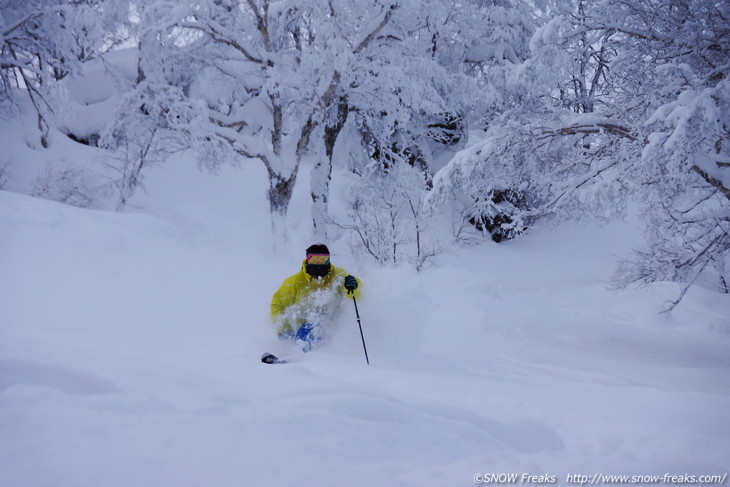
[1,157,730,486]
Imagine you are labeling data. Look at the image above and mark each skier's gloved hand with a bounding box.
[344,275,358,293]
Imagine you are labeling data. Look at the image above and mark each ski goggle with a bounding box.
[306,253,330,265]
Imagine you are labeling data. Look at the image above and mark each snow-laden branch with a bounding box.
[583,23,665,43]
[180,21,270,66]
[540,122,638,141]
[661,232,726,313]
[692,165,730,202]
[245,0,272,52]
[1,12,45,39]
[213,130,273,173]
[539,157,623,214]
[354,3,398,54]
[0,58,44,76]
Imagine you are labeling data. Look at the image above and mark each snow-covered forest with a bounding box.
[3,0,729,294]
[2,1,729,485]
[0,0,730,294]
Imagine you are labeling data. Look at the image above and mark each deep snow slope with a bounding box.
[1,156,729,487]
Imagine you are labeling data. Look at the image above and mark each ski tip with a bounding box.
[261,353,288,365]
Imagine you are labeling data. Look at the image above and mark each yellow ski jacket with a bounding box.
[270,261,361,336]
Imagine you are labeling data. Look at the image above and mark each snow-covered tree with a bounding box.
[612,1,730,305]
[431,0,730,302]
[0,0,130,147]
[128,0,534,242]
[335,0,533,252]
[129,0,405,238]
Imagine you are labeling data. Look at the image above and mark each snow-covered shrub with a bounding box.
[99,83,207,210]
[341,162,439,271]
[467,188,528,243]
[0,160,11,190]
[31,163,99,208]
[426,112,466,150]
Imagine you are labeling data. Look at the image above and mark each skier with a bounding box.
[270,244,361,352]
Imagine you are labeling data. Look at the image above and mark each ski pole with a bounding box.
[351,295,370,365]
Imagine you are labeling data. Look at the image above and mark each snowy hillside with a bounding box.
[2,153,729,486]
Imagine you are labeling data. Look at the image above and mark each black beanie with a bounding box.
[306,244,330,255]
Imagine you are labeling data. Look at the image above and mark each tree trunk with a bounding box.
[311,97,349,238]
[268,172,297,247]
[311,157,333,239]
